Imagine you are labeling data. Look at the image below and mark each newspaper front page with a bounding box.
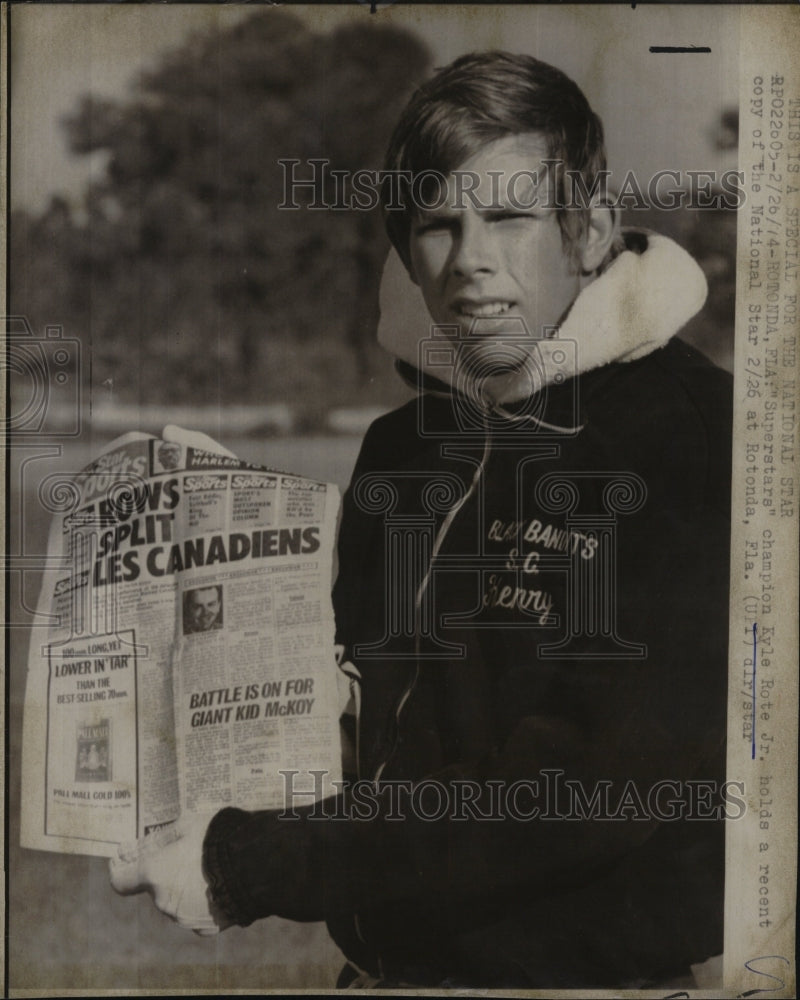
[20,434,342,856]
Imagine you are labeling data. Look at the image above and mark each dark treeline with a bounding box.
[11,11,431,420]
[10,13,735,424]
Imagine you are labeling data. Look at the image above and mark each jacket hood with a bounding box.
[377,229,708,403]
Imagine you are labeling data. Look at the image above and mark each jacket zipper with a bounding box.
[351,399,572,966]
[372,420,493,784]
[353,420,493,969]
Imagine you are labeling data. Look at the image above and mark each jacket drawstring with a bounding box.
[372,412,494,784]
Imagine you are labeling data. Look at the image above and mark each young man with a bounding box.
[112,52,732,989]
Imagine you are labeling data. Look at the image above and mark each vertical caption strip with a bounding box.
[726,8,799,996]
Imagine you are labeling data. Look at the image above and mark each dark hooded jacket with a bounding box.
[203,233,733,989]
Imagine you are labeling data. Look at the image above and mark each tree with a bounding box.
[12,10,430,414]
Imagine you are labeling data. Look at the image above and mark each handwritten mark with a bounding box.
[665,956,791,998]
[752,622,758,760]
[742,955,789,996]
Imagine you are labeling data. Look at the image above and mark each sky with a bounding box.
[9,4,739,214]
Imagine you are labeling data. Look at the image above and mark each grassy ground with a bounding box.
[7,433,363,993]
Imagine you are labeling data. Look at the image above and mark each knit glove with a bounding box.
[109,813,231,935]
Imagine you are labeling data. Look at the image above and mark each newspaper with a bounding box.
[20,433,342,857]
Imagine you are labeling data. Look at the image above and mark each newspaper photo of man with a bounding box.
[182,584,224,634]
[155,440,184,472]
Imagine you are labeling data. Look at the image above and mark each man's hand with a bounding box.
[109,813,230,935]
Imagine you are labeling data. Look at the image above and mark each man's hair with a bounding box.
[382,51,609,268]
[189,585,220,602]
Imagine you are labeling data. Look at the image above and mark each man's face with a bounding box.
[188,588,220,630]
[408,133,582,402]
[158,443,182,470]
